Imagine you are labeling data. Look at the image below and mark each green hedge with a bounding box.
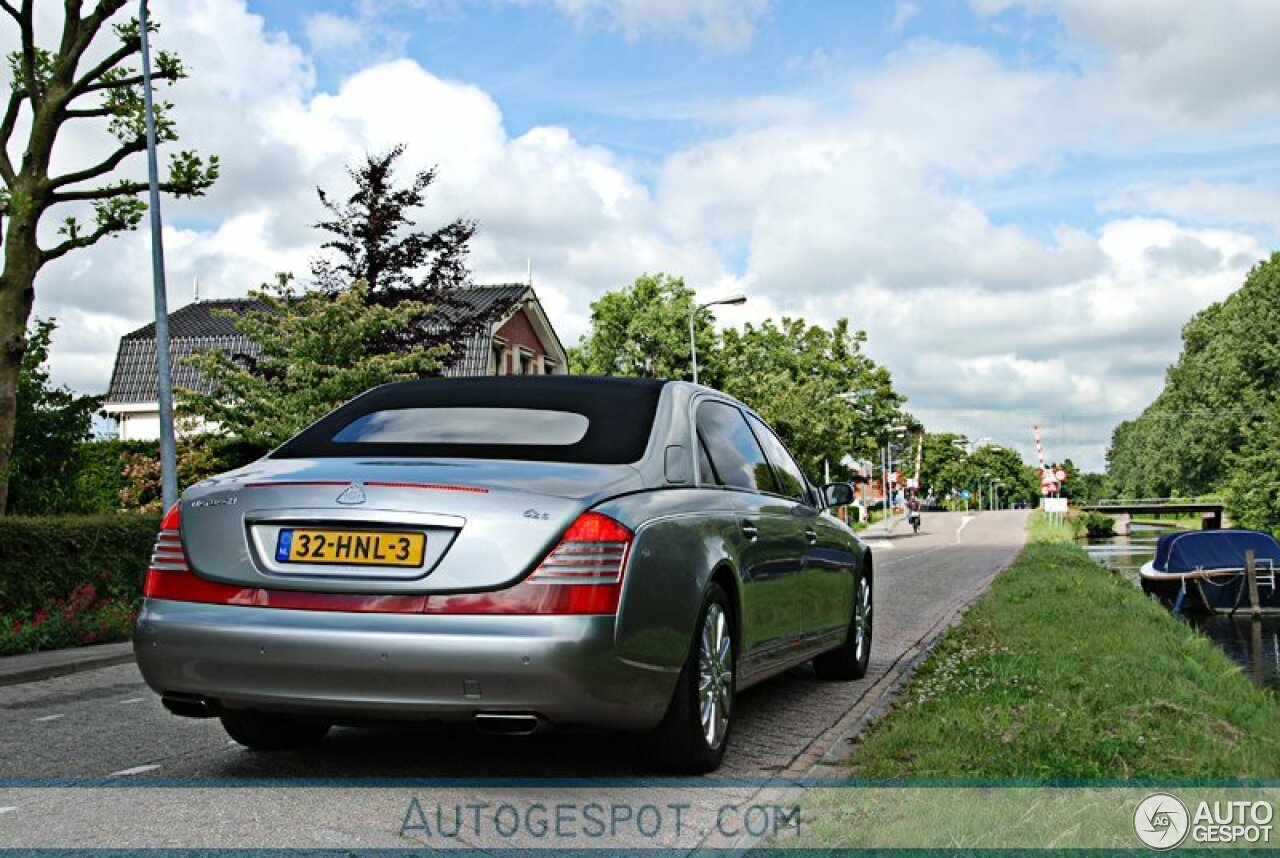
[0,513,160,615]
[71,439,159,514]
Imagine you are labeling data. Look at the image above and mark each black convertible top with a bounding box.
[271,376,669,464]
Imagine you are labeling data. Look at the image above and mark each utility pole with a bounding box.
[140,0,178,510]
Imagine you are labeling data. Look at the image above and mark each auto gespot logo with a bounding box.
[1134,793,1274,849]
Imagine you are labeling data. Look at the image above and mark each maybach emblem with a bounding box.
[336,484,367,505]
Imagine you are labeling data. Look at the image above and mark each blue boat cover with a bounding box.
[1151,529,1280,572]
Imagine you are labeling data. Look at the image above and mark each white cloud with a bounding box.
[305,12,364,53]
[524,0,770,50]
[975,0,1280,121]
[1103,181,1280,233]
[891,1,919,32]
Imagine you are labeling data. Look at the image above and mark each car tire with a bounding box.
[220,710,331,750]
[813,564,872,681]
[643,582,735,774]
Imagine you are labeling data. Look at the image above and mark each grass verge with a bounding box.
[844,512,1280,777]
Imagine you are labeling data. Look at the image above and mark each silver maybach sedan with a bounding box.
[135,376,873,772]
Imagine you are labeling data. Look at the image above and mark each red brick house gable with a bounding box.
[488,290,567,375]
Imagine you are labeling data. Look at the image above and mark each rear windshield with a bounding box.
[272,376,666,464]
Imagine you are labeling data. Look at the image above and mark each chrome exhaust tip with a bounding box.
[161,693,217,719]
[473,712,541,736]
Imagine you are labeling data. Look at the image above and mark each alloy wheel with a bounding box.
[697,602,733,750]
[853,577,872,662]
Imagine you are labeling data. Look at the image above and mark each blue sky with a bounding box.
[22,0,1280,471]
[260,1,1071,162]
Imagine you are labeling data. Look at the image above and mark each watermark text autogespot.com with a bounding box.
[400,798,801,841]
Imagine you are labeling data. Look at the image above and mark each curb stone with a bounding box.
[0,641,135,687]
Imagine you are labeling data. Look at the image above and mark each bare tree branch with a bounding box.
[0,91,22,184]
[59,0,128,90]
[61,107,111,120]
[38,221,116,263]
[58,1,84,59]
[67,40,133,98]
[47,136,144,190]
[0,2,20,25]
[50,176,188,205]
[17,0,37,101]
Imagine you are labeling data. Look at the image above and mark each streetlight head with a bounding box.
[718,294,748,307]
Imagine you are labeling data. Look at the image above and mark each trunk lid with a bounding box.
[178,458,643,593]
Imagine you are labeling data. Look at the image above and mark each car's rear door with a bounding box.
[743,413,856,647]
[694,399,808,683]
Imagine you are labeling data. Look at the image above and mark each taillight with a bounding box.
[422,511,634,616]
[527,512,631,584]
[144,503,190,596]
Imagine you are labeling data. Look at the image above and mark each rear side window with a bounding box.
[695,401,780,494]
[746,413,811,502]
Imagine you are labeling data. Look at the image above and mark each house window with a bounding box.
[489,337,509,376]
[516,347,536,375]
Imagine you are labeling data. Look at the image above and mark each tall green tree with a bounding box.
[182,277,446,453]
[715,317,904,479]
[1105,252,1280,527]
[960,445,1039,508]
[916,432,970,498]
[0,2,217,513]
[311,144,510,369]
[569,273,716,380]
[7,318,99,514]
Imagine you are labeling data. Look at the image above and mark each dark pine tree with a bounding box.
[310,144,516,370]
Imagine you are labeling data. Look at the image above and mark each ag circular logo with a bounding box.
[1134,793,1190,850]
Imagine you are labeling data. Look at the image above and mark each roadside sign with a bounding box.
[961,490,971,499]
[1054,468,1067,481]
[1042,497,1068,513]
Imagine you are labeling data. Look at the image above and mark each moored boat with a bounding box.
[1140,529,1280,613]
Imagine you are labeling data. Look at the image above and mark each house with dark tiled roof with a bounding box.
[103,284,568,441]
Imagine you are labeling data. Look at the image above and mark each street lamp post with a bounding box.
[139,0,178,510]
[689,294,746,385]
[885,425,907,527]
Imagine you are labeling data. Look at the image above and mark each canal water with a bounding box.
[1082,524,1280,693]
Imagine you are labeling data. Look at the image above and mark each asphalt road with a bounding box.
[0,509,1028,850]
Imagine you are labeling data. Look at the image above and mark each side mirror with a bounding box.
[820,482,854,509]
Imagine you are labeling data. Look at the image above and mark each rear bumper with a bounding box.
[133,599,677,732]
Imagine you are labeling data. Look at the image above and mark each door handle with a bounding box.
[741,522,759,541]
[805,528,817,545]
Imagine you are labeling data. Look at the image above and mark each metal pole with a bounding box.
[881,446,888,525]
[688,305,699,385]
[140,0,178,510]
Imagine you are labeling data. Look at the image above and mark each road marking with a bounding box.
[107,764,161,777]
[0,807,16,814]
[956,515,974,538]
[33,714,64,722]
[879,544,952,569]
[118,697,146,704]
[865,539,895,549]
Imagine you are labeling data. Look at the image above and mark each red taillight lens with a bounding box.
[526,511,632,584]
[144,502,190,597]
[423,511,634,615]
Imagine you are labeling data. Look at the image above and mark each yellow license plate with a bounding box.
[275,528,426,567]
